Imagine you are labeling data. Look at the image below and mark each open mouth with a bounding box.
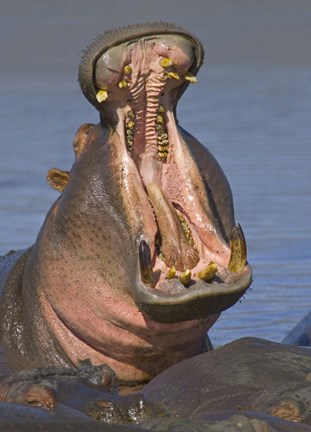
[77,23,252,323]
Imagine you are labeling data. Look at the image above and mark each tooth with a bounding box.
[127,110,135,119]
[146,183,199,271]
[123,65,132,75]
[118,80,128,89]
[184,72,198,83]
[126,120,135,129]
[158,152,167,160]
[177,213,194,245]
[96,89,108,103]
[157,145,167,152]
[227,224,247,273]
[160,57,173,68]
[166,72,180,80]
[155,124,164,132]
[156,115,164,124]
[196,262,217,282]
[139,240,154,287]
[179,269,191,287]
[165,267,176,279]
[156,105,165,113]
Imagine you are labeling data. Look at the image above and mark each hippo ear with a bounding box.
[73,123,95,156]
[46,168,70,192]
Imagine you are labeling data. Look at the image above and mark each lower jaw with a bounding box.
[134,264,251,323]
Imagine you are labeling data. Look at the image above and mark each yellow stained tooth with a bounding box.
[118,80,128,89]
[179,269,191,287]
[160,57,173,68]
[158,152,167,159]
[157,145,168,152]
[155,124,164,132]
[227,224,247,273]
[167,72,180,80]
[127,120,135,129]
[165,267,176,279]
[184,72,198,83]
[156,115,164,124]
[96,89,108,103]
[196,262,217,282]
[123,65,132,75]
[127,110,135,119]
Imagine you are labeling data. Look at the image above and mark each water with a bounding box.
[0,0,310,346]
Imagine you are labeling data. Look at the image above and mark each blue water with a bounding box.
[0,0,310,346]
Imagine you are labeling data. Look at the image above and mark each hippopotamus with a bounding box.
[1,21,309,432]
[0,21,251,385]
[283,311,311,347]
[1,338,311,431]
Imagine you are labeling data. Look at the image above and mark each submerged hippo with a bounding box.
[0,338,311,431]
[283,311,311,347]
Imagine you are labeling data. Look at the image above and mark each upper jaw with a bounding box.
[78,22,204,112]
[78,25,252,323]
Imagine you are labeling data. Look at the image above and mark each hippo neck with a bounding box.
[34,287,212,383]
[22,243,213,382]
[19,128,214,382]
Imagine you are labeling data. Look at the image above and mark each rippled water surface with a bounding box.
[0,0,310,346]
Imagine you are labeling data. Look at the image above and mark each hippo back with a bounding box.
[283,312,311,347]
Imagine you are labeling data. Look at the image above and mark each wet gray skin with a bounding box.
[1,338,311,431]
[0,21,252,405]
[283,311,311,347]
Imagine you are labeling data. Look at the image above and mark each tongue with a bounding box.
[146,183,199,271]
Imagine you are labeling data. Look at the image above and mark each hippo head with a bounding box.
[76,22,252,320]
[25,23,252,382]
